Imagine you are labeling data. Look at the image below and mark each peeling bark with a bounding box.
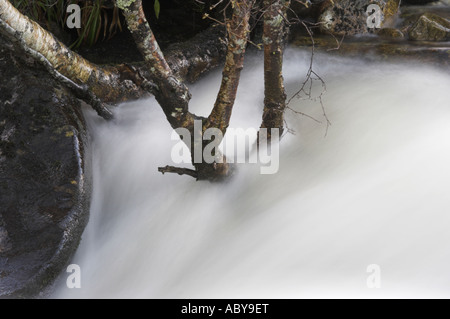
[260,0,290,139]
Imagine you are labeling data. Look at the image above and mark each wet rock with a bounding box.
[398,3,450,33]
[318,0,401,36]
[408,13,450,41]
[377,27,405,38]
[0,216,12,253]
[0,35,91,298]
[290,28,450,67]
[402,0,439,4]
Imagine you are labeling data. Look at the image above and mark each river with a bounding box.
[53,49,450,298]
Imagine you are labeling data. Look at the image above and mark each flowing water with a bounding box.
[54,49,450,298]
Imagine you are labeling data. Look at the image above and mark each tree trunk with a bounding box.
[260,0,290,139]
[205,0,256,135]
[117,0,255,181]
[1,0,259,181]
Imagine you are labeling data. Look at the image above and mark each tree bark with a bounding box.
[116,0,196,132]
[1,0,258,181]
[118,0,255,181]
[0,0,142,104]
[260,0,290,139]
[205,0,256,135]
[0,0,229,109]
[164,24,227,84]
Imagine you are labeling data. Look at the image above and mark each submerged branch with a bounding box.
[158,166,198,179]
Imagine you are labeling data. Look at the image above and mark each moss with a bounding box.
[384,0,401,19]
[266,15,284,28]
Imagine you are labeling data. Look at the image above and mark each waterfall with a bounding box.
[53,49,450,298]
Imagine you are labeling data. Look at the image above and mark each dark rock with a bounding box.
[408,13,450,41]
[0,35,91,298]
[318,0,401,36]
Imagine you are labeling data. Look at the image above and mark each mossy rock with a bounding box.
[408,13,450,41]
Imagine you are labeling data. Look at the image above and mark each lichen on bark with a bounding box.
[115,0,136,11]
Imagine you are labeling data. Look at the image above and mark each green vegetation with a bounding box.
[11,0,123,48]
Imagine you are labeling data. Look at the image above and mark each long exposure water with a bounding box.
[54,49,450,298]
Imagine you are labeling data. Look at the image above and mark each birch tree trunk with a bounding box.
[0,0,142,105]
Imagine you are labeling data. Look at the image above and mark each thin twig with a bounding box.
[284,18,331,136]
[327,32,345,51]
[158,165,198,179]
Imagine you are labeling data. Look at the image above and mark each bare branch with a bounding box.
[327,32,345,52]
[285,19,331,136]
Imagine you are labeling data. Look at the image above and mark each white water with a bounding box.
[54,49,450,298]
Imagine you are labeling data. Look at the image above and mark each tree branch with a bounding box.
[158,165,198,179]
[117,0,235,181]
[116,0,195,131]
